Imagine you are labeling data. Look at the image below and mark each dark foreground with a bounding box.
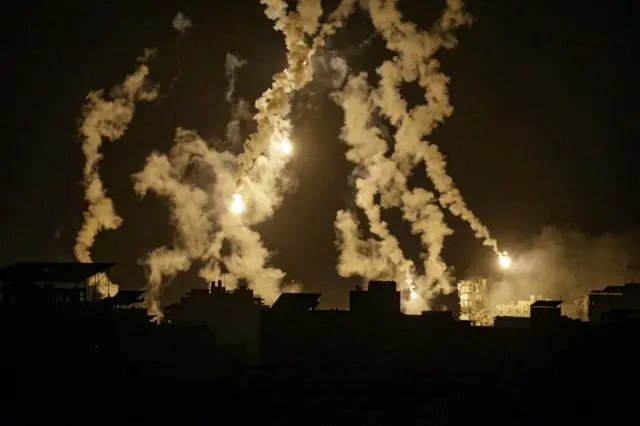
[3,307,638,424]
[4,362,637,425]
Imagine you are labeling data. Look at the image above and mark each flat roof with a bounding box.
[100,290,144,306]
[271,293,321,312]
[530,300,562,308]
[0,262,115,284]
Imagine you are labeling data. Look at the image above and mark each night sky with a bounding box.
[4,0,639,308]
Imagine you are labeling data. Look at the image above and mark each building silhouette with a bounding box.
[588,283,640,323]
[2,261,639,422]
[0,261,113,303]
[165,279,264,365]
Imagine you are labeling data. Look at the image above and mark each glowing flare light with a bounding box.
[498,251,512,269]
[280,140,293,155]
[272,138,293,156]
[409,288,419,300]
[230,193,245,215]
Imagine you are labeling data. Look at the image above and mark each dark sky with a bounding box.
[4,0,639,309]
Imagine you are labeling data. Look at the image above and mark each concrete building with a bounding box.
[0,261,114,304]
[165,279,264,365]
[496,295,544,318]
[350,280,401,317]
[457,278,487,322]
[588,283,640,323]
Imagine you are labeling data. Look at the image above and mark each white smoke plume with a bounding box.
[133,129,289,316]
[75,17,191,300]
[133,130,226,316]
[135,1,357,317]
[368,1,496,281]
[332,0,478,310]
[224,53,252,145]
[331,74,416,303]
[237,0,355,177]
[142,247,191,317]
[486,227,640,317]
[172,13,193,34]
[75,55,158,297]
[365,0,497,252]
[311,51,349,89]
[225,53,247,102]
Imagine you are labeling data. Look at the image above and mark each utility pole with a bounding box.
[627,264,639,283]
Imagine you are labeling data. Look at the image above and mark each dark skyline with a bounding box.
[4,0,639,308]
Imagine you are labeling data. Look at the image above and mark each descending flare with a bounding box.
[230,193,245,215]
[498,251,512,269]
[270,136,293,156]
[278,139,293,155]
[134,0,359,317]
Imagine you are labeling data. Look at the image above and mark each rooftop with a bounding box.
[271,293,321,312]
[530,300,562,308]
[100,290,144,306]
[0,262,115,284]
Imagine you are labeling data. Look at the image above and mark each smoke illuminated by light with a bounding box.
[499,251,512,269]
[80,1,516,316]
[405,276,419,301]
[272,138,293,156]
[230,193,245,215]
[410,288,419,300]
[129,1,358,317]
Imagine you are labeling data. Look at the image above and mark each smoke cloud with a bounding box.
[75,55,159,297]
[486,227,640,315]
[366,0,496,251]
[225,53,247,103]
[236,0,356,178]
[134,0,357,318]
[75,16,192,300]
[172,13,193,34]
[332,0,494,311]
[224,53,252,146]
[331,74,416,302]
[79,0,502,316]
[310,50,349,89]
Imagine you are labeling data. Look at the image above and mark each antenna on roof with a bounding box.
[220,262,229,289]
[627,264,639,284]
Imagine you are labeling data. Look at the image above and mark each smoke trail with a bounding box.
[75,18,192,300]
[486,228,640,318]
[133,127,289,315]
[365,0,497,252]
[75,55,158,297]
[236,0,355,178]
[401,188,453,295]
[217,0,356,292]
[133,129,230,316]
[331,74,414,290]
[225,53,247,103]
[331,70,448,311]
[143,247,191,318]
[333,0,495,310]
[224,53,252,146]
[134,1,357,317]
[172,13,193,34]
[366,0,498,291]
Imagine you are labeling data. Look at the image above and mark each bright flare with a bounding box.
[410,288,418,300]
[230,193,245,215]
[272,137,293,155]
[280,140,293,155]
[406,277,419,300]
[498,251,512,269]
